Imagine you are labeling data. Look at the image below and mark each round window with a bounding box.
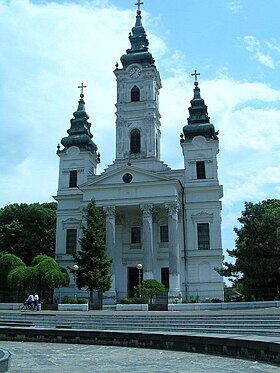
[122,173,133,183]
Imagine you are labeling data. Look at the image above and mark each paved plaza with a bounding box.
[1,341,280,373]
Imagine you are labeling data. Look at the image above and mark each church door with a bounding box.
[161,267,169,290]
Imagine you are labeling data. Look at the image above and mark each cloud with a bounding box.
[1,0,280,222]
[227,0,242,14]
[265,40,280,53]
[243,35,275,68]
[0,0,172,203]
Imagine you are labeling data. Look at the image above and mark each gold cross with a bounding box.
[134,0,144,11]
[78,83,87,95]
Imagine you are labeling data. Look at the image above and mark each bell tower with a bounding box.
[180,71,224,301]
[180,71,220,184]
[114,2,162,167]
[56,84,100,193]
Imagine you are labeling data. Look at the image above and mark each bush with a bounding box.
[61,296,87,304]
[187,296,200,303]
[120,297,148,304]
[137,279,165,304]
[211,298,222,303]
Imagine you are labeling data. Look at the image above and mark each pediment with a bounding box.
[80,164,172,188]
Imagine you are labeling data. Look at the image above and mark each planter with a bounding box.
[58,303,88,311]
[168,300,280,311]
[116,304,148,311]
[0,349,11,373]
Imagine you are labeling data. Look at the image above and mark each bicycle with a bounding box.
[18,302,35,311]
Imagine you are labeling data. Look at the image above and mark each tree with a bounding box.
[138,279,165,304]
[31,255,69,293]
[0,253,25,290]
[72,199,112,303]
[8,266,35,292]
[217,199,280,300]
[0,202,57,264]
[7,255,69,299]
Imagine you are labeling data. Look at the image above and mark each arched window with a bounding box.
[131,86,140,102]
[130,129,141,154]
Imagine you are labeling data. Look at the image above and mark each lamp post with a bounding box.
[137,263,143,297]
[73,264,79,299]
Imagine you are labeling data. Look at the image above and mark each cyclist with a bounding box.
[25,294,34,310]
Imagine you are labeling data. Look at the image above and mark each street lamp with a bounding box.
[137,263,143,297]
[73,264,79,299]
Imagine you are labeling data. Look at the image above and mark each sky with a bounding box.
[1,0,280,262]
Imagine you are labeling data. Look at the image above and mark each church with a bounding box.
[54,3,224,303]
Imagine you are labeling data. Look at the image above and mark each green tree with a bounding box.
[7,255,69,299]
[217,199,280,300]
[8,266,36,292]
[31,255,69,293]
[138,279,165,304]
[0,202,57,264]
[0,253,26,290]
[72,199,112,303]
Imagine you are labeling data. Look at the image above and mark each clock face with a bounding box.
[129,67,141,78]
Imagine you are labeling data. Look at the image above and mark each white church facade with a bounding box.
[54,5,224,303]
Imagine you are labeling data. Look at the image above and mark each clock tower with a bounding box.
[114,5,164,170]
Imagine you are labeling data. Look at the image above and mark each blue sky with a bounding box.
[1,0,280,262]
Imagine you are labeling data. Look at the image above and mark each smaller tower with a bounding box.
[180,71,219,183]
[57,85,100,193]
[180,71,224,301]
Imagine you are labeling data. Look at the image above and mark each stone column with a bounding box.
[140,204,154,279]
[103,206,116,302]
[166,203,182,301]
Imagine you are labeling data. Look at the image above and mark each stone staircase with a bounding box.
[0,312,279,337]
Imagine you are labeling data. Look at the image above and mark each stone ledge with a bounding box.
[168,300,280,311]
[0,327,279,365]
[0,303,41,311]
[116,304,148,311]
[58,304,88,311]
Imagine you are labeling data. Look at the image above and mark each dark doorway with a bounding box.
[161,267,169,289]
[128,267,143,297]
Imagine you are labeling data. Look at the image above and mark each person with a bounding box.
[25,294,34,310]
[34,293,39,311]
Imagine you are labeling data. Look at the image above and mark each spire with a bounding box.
[120,2,155,68]
[59,85,98,153]
[181,71,218,142]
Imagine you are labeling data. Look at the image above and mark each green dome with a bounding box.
[120,10,155,69]
[59,94,98,153]
[181,81,218,142]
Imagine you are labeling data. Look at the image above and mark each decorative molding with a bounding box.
[191,211,214,224]
[140,204,153,218]
[103,206,116,220]
[62,217,81,229]
[62,168,83,174]
[188,159,212,164]
[165,203,180,217]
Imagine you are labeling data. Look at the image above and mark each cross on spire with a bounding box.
[191,70,200,86]
[134,0,144,11]
[78,83,87,95]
